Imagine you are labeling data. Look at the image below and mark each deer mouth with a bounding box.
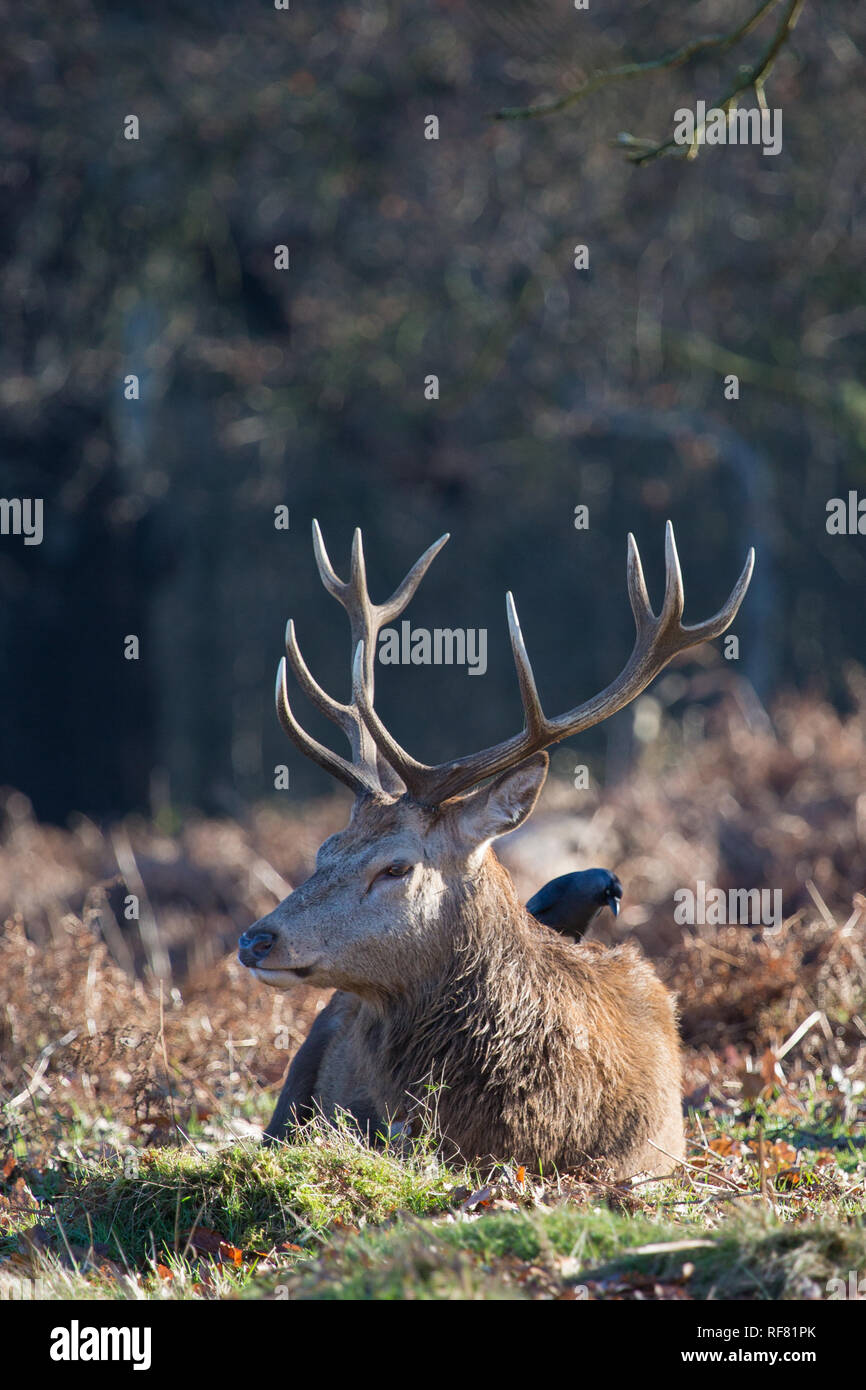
[250,962,319,987]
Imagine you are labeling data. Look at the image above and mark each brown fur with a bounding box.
[261,841,684,1178]
[245,521,748,1176]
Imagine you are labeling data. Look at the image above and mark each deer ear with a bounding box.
[454,752,549,847]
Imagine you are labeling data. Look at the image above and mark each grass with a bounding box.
[1,1100,863,1301]
[0,1119,474,1298]
[269,1205,866,1302]
[48,1132,465,1260]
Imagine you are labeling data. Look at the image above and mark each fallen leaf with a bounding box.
[460,1185,492,1212]
[181,1227,244,1266]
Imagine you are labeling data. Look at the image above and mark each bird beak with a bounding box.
[610,897,620,918]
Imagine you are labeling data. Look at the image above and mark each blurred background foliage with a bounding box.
[1,0,864,822]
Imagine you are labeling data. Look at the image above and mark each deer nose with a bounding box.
[238,928,276,967]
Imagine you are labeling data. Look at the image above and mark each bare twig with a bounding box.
[249,856,291,902]
[805,879,837,931]
[629,0,806,165]
[110,827,171,981]
[628,1238,715,1255]
[5,1029,79,1110]
[776,1009,823,1061]
[646,1138,747,1191]
[492,0,806,172]
[494,0,782,122]
[158,982,178,1136]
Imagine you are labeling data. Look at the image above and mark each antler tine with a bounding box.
[351,641,431,795]
[626,532,654,640]
[284,619,356,744]
[313,522,449,634]
[348,528,375,659]
[311,517,345,600]
[353,591,553,803]
[681,541,754,643]
[277,522,450,799]
[311,518,449,732]
[349,525,366,587]
[284,524,384,786]
[505,592,547,739]
[276,658,380,797]
[385,524,754,805]
[380,532,451,624]
[311,522,375,682]
[660,520,685,628]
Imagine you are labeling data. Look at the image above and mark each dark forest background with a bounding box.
[1,0,864,823]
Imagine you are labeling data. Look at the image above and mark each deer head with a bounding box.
[238,521,753,1000]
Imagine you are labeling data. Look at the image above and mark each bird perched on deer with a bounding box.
[238,520,753,1178]
[526,869,622,942]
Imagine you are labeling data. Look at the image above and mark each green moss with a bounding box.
[44,1134,464,1265]
[275,1206,866,1302]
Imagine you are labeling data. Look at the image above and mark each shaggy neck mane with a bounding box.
[356,852,572,1121]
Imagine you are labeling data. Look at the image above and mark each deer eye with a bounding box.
[366,856,417,889]
[371,862,412,887]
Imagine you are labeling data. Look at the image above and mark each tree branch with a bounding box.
[493,0,783,121]
[491,0,805,168]
[626,0,806,165]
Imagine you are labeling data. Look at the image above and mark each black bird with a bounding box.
[526,870,623,943]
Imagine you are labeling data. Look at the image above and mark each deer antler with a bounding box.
[276,521,449,797]
[351,521,754,804]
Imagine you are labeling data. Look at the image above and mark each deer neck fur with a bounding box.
[350,852,583,1149]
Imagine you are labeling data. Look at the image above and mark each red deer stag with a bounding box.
[239,521,753,1177]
